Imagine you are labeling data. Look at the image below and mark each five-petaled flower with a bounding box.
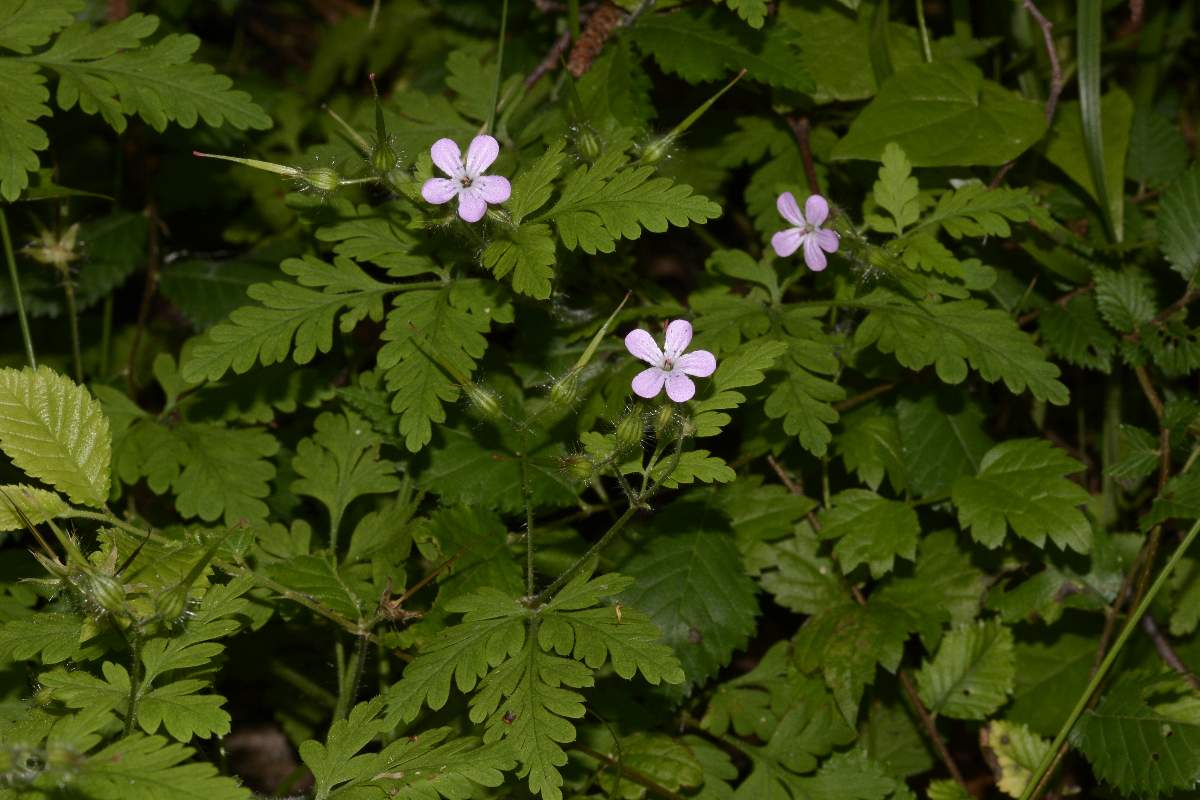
[421,135,512,223]
[625,320,716,403]
[770,192,839,271]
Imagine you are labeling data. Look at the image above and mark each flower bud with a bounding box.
[82,571,126,618]
[615,408,645,453]
[560,454,594,482]
[301,167,342,194]
[463,383,504,423]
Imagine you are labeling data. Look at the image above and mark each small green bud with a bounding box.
[155,585,190,625]
[678,416,696,439]
[372,139,400,174]
[463,383,504,422]
[302,167,342,194]
[638,135,674,165]
[32,686,53,707]
[82,571,126,618]
[575,125,603,163]
[549,371,580,407]
[561,454,594,482]
[615,408,645,453]
[653,404,676,437]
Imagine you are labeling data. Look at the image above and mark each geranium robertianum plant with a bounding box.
[1,1,1199,799]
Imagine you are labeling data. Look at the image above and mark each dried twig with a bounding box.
[1142,614,1200,690]
[525,30,572,89]
[786,117,821,196]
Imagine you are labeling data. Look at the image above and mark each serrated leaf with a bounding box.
[1072,670,1200,798]
[873,530,984,648]
[299,697,390,799]
[793,600,908,724]
[267,554,365,621]
[986,720,1051,798]
[833,61,1046,166]
[509,141,567,224]
[860,700,934,779]
[0,483,68,531]
[0,0,82,53]
[1038,294,1116,372]
[836,409,906,493]
[870,142,920,234]
[692,339,788,437]
[629,7,813,91]
[1107,424,1159,481]
[482,222,556,299]
[469,637,593,800]
[855,290,1069,405]
[539,148,720,254]
[291,410,401,538]
[652,450,736,488]
[78,733,252,800]
[717,0,768,29]
[0,365,111,507]
[378,281,510,452]
[170,423,278,525]
[422,429,577,514]
[0,611,82,663]
[916,620,1014,720]
[952,439,1091,552]
[763,330,845,456]
[620,530,758,693]
[756,527,843,617]
[0,59,51,201]
[595,732,703,799]
[182,256,395,383]
[372,727,514,800]
[819,490,919,579]
[386,588,527,724]
[1127,108,1188,188]
[1143,470,1200,529]
[896,391,992,497]
[1093,267,1157,333]
[33,19,272,134]
[1160,161,1200,282]
[138,680,230,741]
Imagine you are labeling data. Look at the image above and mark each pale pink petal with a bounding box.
[677,350,716,377]
[771,228,803,258]
[624,329,663,366]
[664,373,696,403]
[803,235,828,271]
[421,177,458,205]
[632,367,666,399]
[813,228,840,254]
[430,138,464,178]
[804,194,829,226]
[776,191,805,226]
[457,187,487,223]
[474,175,511,205]
[465,134,500,176]
[663,320,693,359]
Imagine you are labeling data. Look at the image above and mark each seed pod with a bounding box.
[615,408,644,453]
[561,454,594,482]
[638,135,674,165]
[301,167,342,194]
[155,585,189,625]
[372,138,400,175]
[83,571,126,618]
[549,371,580,407]
[463,383,504,423]
[653,404,675,437]
[575,125,603,163]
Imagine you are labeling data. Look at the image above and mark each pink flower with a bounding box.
[624,320,717,403]
[770,192,839,271]
[421,135,512,223]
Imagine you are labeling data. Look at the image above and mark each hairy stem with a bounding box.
[914,0,933,62]
[486,0,509,134]
[1020,517,1200,800]
[123,627,143,737]
[333,633,370,722]
[521,457,536,596]
[0,208,36,368]
[537,505,639,604]
[62,275,84,384]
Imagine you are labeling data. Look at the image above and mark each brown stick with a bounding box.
[525,30,573,89]
[1142,614,1200,690]
[834,382,897,413]
[573,744,687,800]
[786,117,821,196]
[991,0,1064,188]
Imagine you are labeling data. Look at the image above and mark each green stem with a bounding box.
[486,0,509,134]
[0,207,36,368]
[1019,516,1200,800]
[537,505,640,604]
[333,633,369,722]
[62,274,83,383]
[521,457,536,596]
[124,627,143,737]
[915,0,933,62]
[271,660,337,708]
[567,0,581,39]
[100,294,113,377]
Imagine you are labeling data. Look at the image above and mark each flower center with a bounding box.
[662,357,674,370]
[459,175,473,188]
